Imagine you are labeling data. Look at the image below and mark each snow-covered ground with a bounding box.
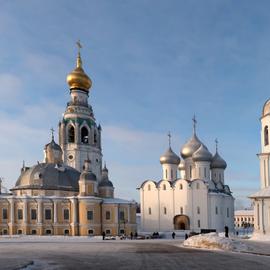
[250,233,270,242]
[183,233,247,252]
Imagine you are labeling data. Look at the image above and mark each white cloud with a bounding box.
[0,73,22,105]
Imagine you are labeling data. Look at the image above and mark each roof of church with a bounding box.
[12,163,80,192]
[249,187,270,198]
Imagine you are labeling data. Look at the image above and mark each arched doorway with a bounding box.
[174,215,190,230]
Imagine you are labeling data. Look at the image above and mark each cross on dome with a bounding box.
[168,132,171,147]
[50,127,55,140]
[192,114,197,134]
[215,138,219,152]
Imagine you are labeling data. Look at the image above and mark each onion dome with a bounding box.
[178,160,185,171]
[160,147,180,165]
[192,144,212,162]
[99,164,113,187]
[262,98,270,117]
[44,132,63,164]
[80,159,96,181]
[211,152,227,169]
[66,47,92,92]
[181,133,203,159]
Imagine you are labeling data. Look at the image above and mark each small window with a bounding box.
[45,209,52,220]
[64,229,69,235]
[215,207,218,215]
[264,126,269,146]
[94,131,97,144]
[163,184,166,190]
[196,183,200,189]
[18,209,23,220]
[119,211,125,221]
[31,230,37,235]
[87,210,93,220]
[2,229,8,235]
[165,169,167,179]
[31,209,37,220]
[180,184,183,190]
[197,207,200,215]
[105,211,111,220]
[81,126,89,143]
[227,208,229,218]
[148,207,151,215]
[148,184,151,191]
[164,207,167,215]
[64,209,69,220]
[204,168,206,178]
[17,229,22,235]
[45,229,52,235]
[198,220,200,228]
[180,207,183,215]
[2,208,8,220]
[88,229,94,235]
[171,169,173,179]
[68,125,75,143]
[105,229,111,235]
[120,229,125,234]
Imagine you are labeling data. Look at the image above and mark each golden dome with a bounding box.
[66,52,92,91]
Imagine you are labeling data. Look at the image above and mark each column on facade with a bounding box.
[75,122,79,144]
[23,199,28,224]
[37,199,43,224]
[53,200,58,224]
[71,198,78,236]
[8,197,14,234]
[127,205,130,223]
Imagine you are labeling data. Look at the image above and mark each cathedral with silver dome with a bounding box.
[0,44,136,236]
[139,118,234,233]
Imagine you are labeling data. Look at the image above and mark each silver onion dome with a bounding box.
[178,160,185,171]
[211,152,227,169]
[160,147,180,165]
[192,144,212,162]
[180,134,203,159]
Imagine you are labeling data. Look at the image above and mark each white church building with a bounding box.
[250,99,270,235]
[139,119,234,233]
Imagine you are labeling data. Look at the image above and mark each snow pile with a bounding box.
[183,233,247,251]
[250,233,270,242]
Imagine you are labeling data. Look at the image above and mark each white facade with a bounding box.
[139,125,234,233]
[250,99,270,235]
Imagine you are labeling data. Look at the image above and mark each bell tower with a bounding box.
[259,99,270,189]
[59,42,102,180]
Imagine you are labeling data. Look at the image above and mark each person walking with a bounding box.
[102,231,105,240]
[172,232,176,239]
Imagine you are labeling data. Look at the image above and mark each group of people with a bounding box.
[102,231,138,240]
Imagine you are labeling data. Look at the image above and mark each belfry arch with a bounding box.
[173,215,190,230]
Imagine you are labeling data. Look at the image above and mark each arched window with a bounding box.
[265,126,269,146]
[204,168,207,178]
[171,169,173,179]
[190,166,192,178]
[165,169,167,179]
[197,206,200,214]
[179,184,183,190]
[164,207,167,215]
[81,127,89,143]
[68,126,75,143]
[163,184,166,190]
[148,184,151,191]
[94,130,97,144]
[180,207,183,214]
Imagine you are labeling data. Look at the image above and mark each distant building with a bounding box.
[0,46,136,236]
[139,121,234,233]
[234,210,254,229]
[250,99,270,235]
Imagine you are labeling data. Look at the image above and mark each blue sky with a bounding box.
[0,0,269,208]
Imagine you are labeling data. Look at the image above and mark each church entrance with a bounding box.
[173,215,190,230]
